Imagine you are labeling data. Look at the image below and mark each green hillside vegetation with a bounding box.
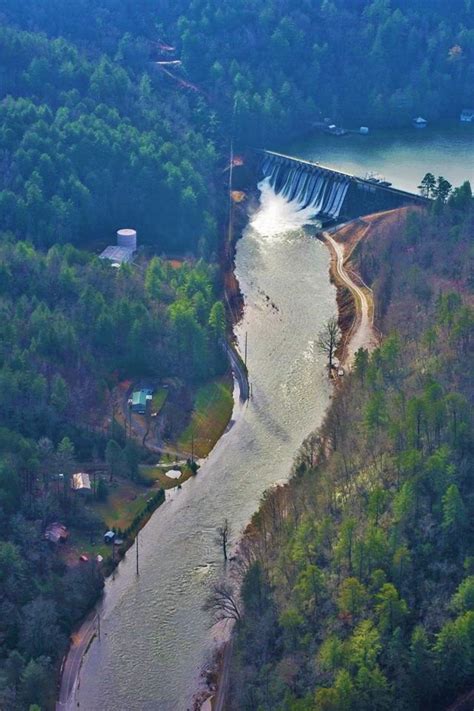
[1,0,473,149]
[227,194,474,710]
[0,23,219,252]
[0,243,227,709]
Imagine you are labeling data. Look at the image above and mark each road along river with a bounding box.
[71,181,337,710]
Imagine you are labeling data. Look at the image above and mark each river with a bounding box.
[74,183,336,711]
[74,125,474,710]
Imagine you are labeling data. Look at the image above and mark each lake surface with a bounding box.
[74,125,474,710]
[287,123,474,193]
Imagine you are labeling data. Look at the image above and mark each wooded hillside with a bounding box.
[228,194,474,711]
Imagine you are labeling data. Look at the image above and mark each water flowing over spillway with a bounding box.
[73,180,336,711]
[261,153,350,219]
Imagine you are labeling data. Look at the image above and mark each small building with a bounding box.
[131,390,148,414]
[104,530,116,544]
[99,245,135,266]
[45,522,69,544]
[460,109,474,123]
[71,472,92,493]
[413,116,427,128]
[100,228,137,266]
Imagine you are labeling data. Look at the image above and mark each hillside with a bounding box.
[1,1,474,152]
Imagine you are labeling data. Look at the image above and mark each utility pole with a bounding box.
[244,331,248,367]
[136,530,139,576]
[97,612,101,641]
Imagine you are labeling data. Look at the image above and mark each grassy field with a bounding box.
[151,386,168,413]
[140,464,194,489]
[94,479,153,530]
[64,477,162,564]
[173,377,233,458]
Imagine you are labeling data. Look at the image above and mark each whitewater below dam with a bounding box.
[74,182,336,710]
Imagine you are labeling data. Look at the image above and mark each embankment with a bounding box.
[322,208,413,367]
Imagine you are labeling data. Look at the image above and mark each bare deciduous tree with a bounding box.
[316,316,340,372]
[216,518,231,562]
[203,581,241,624]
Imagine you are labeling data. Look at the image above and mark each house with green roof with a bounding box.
[131,390,147,414]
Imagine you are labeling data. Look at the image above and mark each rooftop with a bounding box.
[45,522,69,543]
[132,390,148,407]
[99,245,135,265]
[71,472,92,491]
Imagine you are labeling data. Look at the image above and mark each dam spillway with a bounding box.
[259,150,429,222]
[261,152,350,219]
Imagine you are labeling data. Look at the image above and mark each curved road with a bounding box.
[56,611,98,710]
[221,339,249,401]
[323,231,378,366]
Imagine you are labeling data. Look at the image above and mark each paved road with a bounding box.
[214,640,234,711]
[323,231,378,367]
[56,611,98,710]
[222,340,249,401]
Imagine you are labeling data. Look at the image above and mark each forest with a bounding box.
[0,4,232,707]
[1,0,473,150]
[0,21,219,252]
[226,193,474,710]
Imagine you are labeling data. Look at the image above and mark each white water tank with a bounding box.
[117,228,137,251]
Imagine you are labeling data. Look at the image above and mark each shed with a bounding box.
[45,522,69,544]
[71,472,92,493]
[104,530,116,544]
[99,245,135,266]
[131,390,147,414]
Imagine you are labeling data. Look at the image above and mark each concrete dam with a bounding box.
[258,150,428,222]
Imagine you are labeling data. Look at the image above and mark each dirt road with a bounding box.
[323,231,378,367]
